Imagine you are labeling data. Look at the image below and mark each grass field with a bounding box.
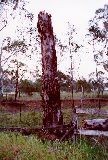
[0,111,43,127]
[0,110,108,159]
[3,90,108,101]
[0,103,108,127]
[0,132,108,160]
[1,91,108,159]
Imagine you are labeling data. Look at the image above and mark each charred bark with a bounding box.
[37,11,63,127]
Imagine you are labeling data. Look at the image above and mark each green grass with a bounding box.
[60,91,108,100]
[0,104,108,159]
[0,111,43,127]
[0,108,72,128]
[0,132,108,160]
[4,91,108,101]
[0,105,108,128]
[19,92,41,101]
[4,92,42,101]
[62,108,72,124]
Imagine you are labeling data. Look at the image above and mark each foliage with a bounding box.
[58,70,72,91]
[0,0,20,10]
[34,78,42,93]
[2,39,28,55]
[20,78,42,96]
[76,79,92,94]
[88,4,108,71]
[0,0,32,34]
[89,71,105,97]
[19,70,74,95]
[20,79,36,96]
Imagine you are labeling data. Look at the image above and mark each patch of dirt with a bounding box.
[0,98,108,113]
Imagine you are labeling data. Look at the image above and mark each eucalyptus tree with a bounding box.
[0,0,30,32]
[89,70,105,97]
[0,0,39,98]
[0,37,12,97]
[8,59,27,100]
[88,4,108,71]
[0,0,20,10]
[63,22,82,107]
[0,38,28,98]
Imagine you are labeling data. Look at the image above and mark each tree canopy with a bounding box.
[88,4,108,71]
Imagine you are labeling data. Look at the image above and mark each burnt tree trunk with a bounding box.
[37,11,63,127]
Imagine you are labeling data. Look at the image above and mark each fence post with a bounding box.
[20,105,22,122]
[71,106,78,142]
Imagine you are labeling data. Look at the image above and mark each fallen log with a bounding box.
[78,129,108,137]
[76,108,108,115]
[83,118,108,131]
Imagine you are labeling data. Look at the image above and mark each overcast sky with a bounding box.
[27,0,107,38]
[1,0,108,80]
[26,0,107,79]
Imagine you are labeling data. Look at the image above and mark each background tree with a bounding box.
[8,59,27,100]
[0,0,20,10]
[57,70,76,92]
[89,70,105,97]
[20,79,36,96]
[76,79,92,96]
[66,22,82,104]
[0,37,12,97]
[0,38,28,98]
[88,4,108,71]
[0,0,33,33]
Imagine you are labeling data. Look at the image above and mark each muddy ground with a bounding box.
[0,98,108,113]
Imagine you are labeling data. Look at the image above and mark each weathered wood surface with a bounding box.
[83,118,108,131]
[76,108,108,115]
[37,11,63,127]
[78,129,108,137]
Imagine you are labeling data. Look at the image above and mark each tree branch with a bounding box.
[0,24,6,32]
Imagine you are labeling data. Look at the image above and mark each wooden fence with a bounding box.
[74,107,108,137]
[0,104,108,140]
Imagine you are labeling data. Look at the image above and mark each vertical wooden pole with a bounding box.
[15,61,18,101]
[37,11,63,127]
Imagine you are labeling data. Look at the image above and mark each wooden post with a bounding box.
[37,11,63,127]
[71,107,78,142]
[20,105,22,122]
[15,61,18,101]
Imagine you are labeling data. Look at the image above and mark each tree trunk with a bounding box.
[37,11,63,127]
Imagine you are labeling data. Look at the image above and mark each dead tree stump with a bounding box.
[37,11,63,127]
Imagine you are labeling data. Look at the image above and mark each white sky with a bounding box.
[0,0,108,80]
[27,0,107,79]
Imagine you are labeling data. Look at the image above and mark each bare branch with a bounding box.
[0,24,6,32]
